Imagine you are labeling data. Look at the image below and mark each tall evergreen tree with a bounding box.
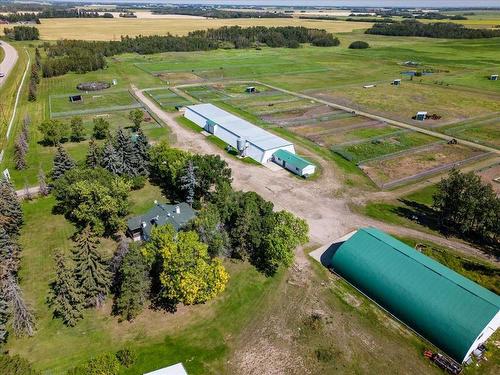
[48,250,84,326]
[85,138,102,168]
[51,145,75,181]
[38,168,49,196]
[0,177,23,236]
[180,161,197,206]
[133,128,150,176]
[0,293,9,343]
[114,128,138,177]
[100,139,121,175]
[114,245,151,321]
[72,227,111,307]
[2,273,36,337]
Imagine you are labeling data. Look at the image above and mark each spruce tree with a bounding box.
[114,128,138,177]
[101,139,121,175]
[133,128,150,176]
[4,275,36,337]
[0,177,24,236]
[48,250,84,326]
[72,227,111,307]
[0,227,19,272]
[51,145,75,181]
[85,138,102,168]
[0,293,9,343]
[180,161,197,206]
[38,168,49,196]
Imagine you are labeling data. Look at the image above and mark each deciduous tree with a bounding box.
[38,119,69,146]
[70,116,85,142]
[128,109,144,132]
[92,117,110,140]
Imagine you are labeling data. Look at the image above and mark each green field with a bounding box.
[145,88,194,111]
[50,90,142,118]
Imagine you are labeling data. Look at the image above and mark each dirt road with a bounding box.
[133,86,496,263]
[0,40,18,88]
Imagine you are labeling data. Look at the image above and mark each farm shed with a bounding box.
[185,103,295,164]
[329,227,500,364]
[490,74,498,81]
[126,202,195,242]
[392,79,401,86]
[272,149,316,177]
[416,111,427,121]
[144,363,188,375]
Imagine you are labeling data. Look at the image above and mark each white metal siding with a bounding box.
[185,109,206,129]
[463,310,500,362]
[262,145,295,164]
[301,164,316,176]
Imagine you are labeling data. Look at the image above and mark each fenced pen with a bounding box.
[49,90,143,118]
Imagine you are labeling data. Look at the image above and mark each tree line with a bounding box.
[152,7,292,19]
[365,20,500,39]
[41,26,340,77]
[3,26,39,41]
[0,9,113,23]
[28,48,42,102]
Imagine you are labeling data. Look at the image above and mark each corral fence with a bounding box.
[362,152,493,190]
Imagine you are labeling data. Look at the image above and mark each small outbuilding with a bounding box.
[392,79,401,86]
[272,149,316,177]
[490,74,498,81]
[69,94,83,103]
[144,363,188,375]
[126,202,196,242]
[245,86,257,93]
[184,103,295,164]
[416,111,427,121]
[329,227,500,364]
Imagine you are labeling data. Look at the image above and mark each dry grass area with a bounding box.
[361,143,486,186]
[477,164,500,195]
[30,18,373,41]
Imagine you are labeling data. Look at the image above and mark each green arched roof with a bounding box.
[331,227,500,362]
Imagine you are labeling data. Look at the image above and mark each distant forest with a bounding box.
[42,26,340,78]
[366,20,500,39]
[0,9,113,23]
[152,7,292,19]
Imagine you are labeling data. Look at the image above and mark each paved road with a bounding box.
[0,40,19,88]
[133,85,497,264]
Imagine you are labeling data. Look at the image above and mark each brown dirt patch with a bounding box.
[155,72,203,84]
[477,164,500,196]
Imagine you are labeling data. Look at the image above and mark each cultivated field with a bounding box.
[30,18,373,41]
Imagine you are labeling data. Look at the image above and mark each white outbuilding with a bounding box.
[184,103,295,164]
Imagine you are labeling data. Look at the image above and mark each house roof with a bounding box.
[127,202,196,240]
[273,149,314,170]
[330,227,500,362]
[186,103,292,151]
[144,363,188,375]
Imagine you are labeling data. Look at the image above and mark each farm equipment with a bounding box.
[424,351,462,374]
[428,113,442,120]
[447,139,458,145]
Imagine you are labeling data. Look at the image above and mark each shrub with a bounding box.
[129,175,146,190]
[116,348,137,368]
[349,41,370,49]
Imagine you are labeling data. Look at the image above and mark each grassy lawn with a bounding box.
[145,88,193,112]
[50,90,142,118]
[336,132,437,163]
[7,187,283,375]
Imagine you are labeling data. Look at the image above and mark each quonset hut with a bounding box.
[184,103,295,164]
[330,227,500,364]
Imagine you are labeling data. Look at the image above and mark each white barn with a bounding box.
[184,103,295,164]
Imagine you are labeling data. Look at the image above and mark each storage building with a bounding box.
[272,149,316,177]
[329,227,500,364]
[416,111,427,121]
[185,103,295,164]
[490,74,498,81]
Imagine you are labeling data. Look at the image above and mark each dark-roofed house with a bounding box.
[126,202,196,242]
[329,227,500,364]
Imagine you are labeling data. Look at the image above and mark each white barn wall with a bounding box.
[185,109,206,128]
[463,310,500,362]
[262,145,295,164]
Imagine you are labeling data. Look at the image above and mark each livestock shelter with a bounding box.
[392,79,401,86]
[127,202,196,242]
[416,111,427,121]
[69,94,82,103]
[329,227,500,364]
[272,149,316,177]
[185,103,295,164]
[490,74,498,81]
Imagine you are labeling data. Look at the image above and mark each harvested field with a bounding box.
[249,99,317,115]
[361,143,488,188]
[154,72,204,84]
[31,18,373,41]
[477,164,500,195]
[262,105,341,125]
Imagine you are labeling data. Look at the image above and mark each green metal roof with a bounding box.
[273,149,314,170]
[330,227,500,362]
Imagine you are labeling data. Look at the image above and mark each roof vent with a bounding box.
[175,206,180,214]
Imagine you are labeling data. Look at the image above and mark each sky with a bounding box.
[58,1,500,8]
